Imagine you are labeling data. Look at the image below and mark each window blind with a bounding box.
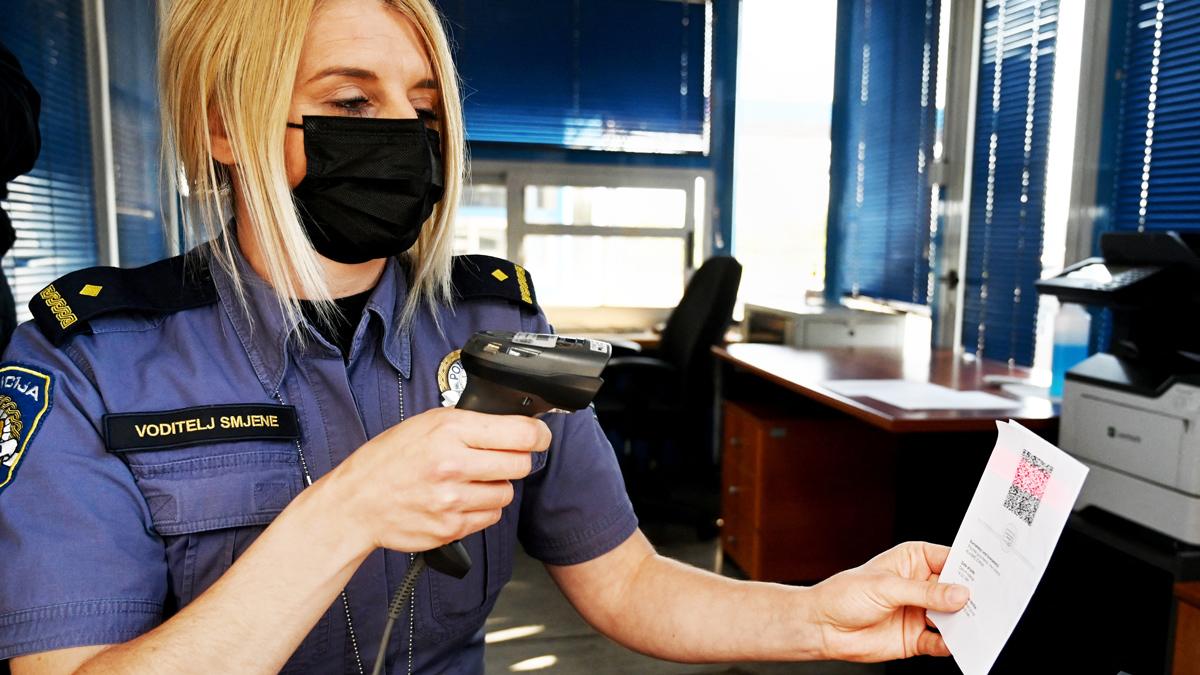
[0,0,99,315]
[107,0,169,267]
[1104,0,1200,233]
[436,0,711,154]
[961,0,1059,366]
[826,0,941,306]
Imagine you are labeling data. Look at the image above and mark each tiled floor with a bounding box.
[482,522,883,675]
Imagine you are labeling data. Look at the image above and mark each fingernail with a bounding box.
[947,585,969,605]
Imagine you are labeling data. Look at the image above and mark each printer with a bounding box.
[1037,231,1200,546]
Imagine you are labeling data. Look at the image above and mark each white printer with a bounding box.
[1037,232,1200,546]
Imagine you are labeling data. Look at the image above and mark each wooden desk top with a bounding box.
[714,343,1058,434]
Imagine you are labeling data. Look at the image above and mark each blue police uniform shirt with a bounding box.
[0,244,638,672]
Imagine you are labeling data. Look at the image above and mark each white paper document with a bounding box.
[928,421,1088,675]
[822,380,1022,411]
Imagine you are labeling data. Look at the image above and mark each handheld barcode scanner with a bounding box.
[457,331,613,415]
[373,331,611,675]
[426,330,612,578]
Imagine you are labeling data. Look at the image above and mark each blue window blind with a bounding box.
[107,0,169,267]
[1102,0,1200,233]
[961,0,1058,366]
[0,0,98,314]
[437,0,711,154]
[826,0,941,306]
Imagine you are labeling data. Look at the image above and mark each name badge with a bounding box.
[104,404,300,452]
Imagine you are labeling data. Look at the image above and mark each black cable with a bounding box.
[370,554,428,675]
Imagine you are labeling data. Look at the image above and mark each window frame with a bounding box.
[469,159,714,310]
[1062,0,1113,264]
[81,0,182,271]
[83,0,119,268]
[931,0,984,350]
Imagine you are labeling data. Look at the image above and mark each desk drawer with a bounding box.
[721,517,753,572]
[720,475,755,573]
[721,465,756,525]
[720,400,896,582]
[722,401,764,475]
[722,404,747,473]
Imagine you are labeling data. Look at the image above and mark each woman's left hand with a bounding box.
[808,541,969,662]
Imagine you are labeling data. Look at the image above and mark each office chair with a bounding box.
[594,256,742,536]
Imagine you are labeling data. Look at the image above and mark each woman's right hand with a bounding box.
[319,407,551,555]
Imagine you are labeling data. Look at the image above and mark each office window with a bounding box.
[826,0,943,307]
[1099,0,1200,234]
[961,0,1060,367]
[106,0,170,267]
[0,0,99,313]
[437,0,712,154]
[454,164,707,309]
[521,185,690,306]
[524,186,687,229]
[524,235,687,308]
[731,0,837,310]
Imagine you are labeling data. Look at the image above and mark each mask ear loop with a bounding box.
[286,122,305,129]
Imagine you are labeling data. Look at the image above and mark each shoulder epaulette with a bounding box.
[29,253,218,346]
[450,255,539,313]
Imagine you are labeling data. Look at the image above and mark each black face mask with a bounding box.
[287,115,445,264]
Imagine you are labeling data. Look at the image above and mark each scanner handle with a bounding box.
[423,376,542,580]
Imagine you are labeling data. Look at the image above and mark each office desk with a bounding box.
[711,343,1058,583]
[713,343,1057,433]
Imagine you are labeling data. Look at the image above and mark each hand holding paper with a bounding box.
[928,421,1089,675]
[810,542,970,662]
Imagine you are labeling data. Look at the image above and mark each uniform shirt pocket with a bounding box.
[119,445,302,603]
[124,448,303,535]
[427,509,517,639]
[119,445,330,670]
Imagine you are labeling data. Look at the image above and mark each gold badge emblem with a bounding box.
[0,396,23,469]
[437,349,467,408]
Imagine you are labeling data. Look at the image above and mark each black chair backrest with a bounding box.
[658,256,742,376]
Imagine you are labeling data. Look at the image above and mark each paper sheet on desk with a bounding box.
[822,380,1022,410]
[928,421,1088,675]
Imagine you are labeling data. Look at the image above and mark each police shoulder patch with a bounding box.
[0,363,53,494]
[29,253,218,346]
[450,255,539,313]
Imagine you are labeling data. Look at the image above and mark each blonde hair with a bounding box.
[159,0,464,330]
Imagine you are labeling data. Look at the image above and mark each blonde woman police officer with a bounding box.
[0,1,968,672]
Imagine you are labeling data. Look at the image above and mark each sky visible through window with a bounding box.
[732,0,839,316]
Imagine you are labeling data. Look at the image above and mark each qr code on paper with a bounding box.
[1003,449,1053,525]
